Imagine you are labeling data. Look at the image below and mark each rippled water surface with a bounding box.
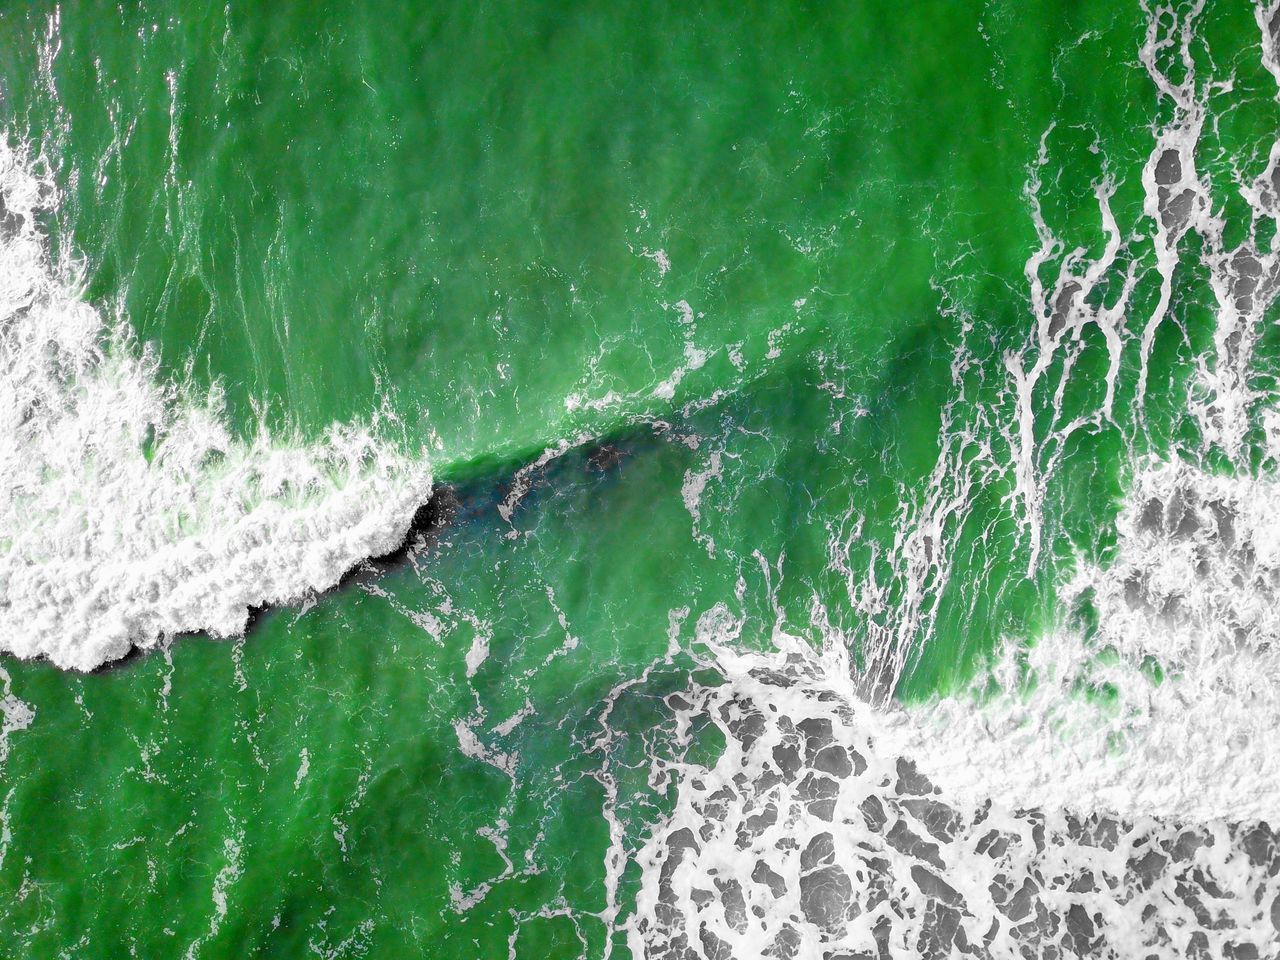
[3,2,1280,957]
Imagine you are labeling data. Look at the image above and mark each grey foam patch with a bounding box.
[627,666,1280,960]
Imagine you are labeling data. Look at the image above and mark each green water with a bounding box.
[2,1,1278,957]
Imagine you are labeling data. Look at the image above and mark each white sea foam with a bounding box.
[636,454,1280,953]
[906,0,1280,828]
[627,641,1280,960]
[625,3,1280,956]
[890,456,1280,823]
[0,138,431,670]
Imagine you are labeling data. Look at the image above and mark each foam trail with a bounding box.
[623,3,1280,956]
[0,138,431,670]
[900,0,1280,827]
[847,0,1280,699]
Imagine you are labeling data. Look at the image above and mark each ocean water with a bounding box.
[3,1,1280,957]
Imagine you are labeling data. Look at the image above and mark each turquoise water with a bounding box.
[3,1,1280,957]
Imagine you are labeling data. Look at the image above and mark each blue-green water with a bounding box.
[4,1,1280,957]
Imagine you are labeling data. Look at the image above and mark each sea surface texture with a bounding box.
[3,2,1280,958]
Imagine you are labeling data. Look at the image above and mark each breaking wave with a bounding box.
[0,138,431,670]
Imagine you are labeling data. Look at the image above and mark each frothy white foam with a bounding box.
[625,460,1280,955]
[887,0,1280,824]
[0,139,431,670]
[888,456,1280,823]
[627,643,1280,959]
[624,3,1280,955]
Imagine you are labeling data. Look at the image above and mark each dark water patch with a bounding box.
[68,422,676,677]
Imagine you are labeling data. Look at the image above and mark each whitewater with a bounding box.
[0,136,431,670]
[2,2,1280,958]
[620,3,1280,957]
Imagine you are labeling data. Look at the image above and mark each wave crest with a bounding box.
[0,139,431,670]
